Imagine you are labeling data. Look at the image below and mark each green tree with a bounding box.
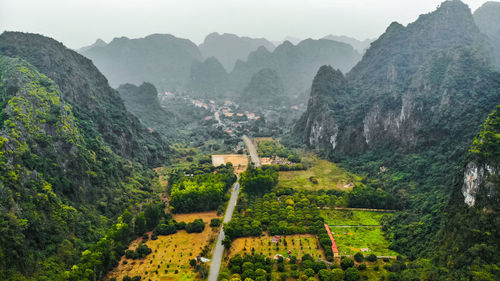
[345,268,360,281]
[134,212,146,235]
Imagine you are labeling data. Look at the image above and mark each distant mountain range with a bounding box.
[80,34,202,90]
[322,35,373,53]
[198,32,275,72]
[230,39,360,101]
[79,33,363,102]
[473,1,500,69]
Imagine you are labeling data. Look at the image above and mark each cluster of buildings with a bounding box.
[189,98,263,137]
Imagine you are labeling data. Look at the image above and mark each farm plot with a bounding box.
[106,212,221,281]
[321,209,391,226]
[211,154,248,174]
[227,234,325,260]
[277,154,361,191]
[331,227,398,256]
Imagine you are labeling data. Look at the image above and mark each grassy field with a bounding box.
[106,212,221,281]
[227,234,324,260]
[321,209,392,226]
[331,227,398,256]
[277,153,362,191]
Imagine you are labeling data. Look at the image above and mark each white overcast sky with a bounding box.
[0,0,490,49]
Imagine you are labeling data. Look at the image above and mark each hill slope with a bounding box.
[436,105,500,279]
[80,33,202,91]
[0,31,169,166]
[0,55,159,280]
[294,0,500,260]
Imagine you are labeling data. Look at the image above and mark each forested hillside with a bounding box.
[437,105,500,279]
[117,82,178,138]
[294,0,500,262]
[240,68,286,105]
[188,56,231,97]
[0,32,169,167]
[0,55,162,280]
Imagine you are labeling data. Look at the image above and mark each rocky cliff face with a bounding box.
[438,105,500,277]
[296,0,500,157]
[0,32,169,166]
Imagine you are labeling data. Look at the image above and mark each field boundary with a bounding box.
[324,224,339,258]
[319,207,396,213]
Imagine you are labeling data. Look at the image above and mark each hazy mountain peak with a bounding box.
[474,1,500,68]
[199,32,275,71]
[322,35,373,53]
[77,38,107,52]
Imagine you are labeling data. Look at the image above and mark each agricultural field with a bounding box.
[321,209,392,226]
[211,154,249,174]
[106,212,221,281]
[277,153,362,191]
[330,227,398,256]
[227,234,325,261]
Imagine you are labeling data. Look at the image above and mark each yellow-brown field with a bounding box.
[227,234,325,260]
[106,212,221,281]
[211,154,248,175]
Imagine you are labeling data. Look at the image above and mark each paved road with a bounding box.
[242,135,260,167]
[208,136,260,281]
[208,182,240,281]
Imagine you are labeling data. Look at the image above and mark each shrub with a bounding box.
[125,250,137,259]
[175,221,186,230]
[231,265,241,274]
[331,268,344,281]
[136,244,152,258]
[291,270,300,278]
[357,264,367,270]
[345,267,360,281]
[186,219,205,233]
[313,261,327,273]
[341,257,354,270]
[210,218,222,227]
[366,254,377,262]
[304,268,315,277]
[354,252,364,262]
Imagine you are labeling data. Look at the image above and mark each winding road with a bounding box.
[208,136,260,281]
